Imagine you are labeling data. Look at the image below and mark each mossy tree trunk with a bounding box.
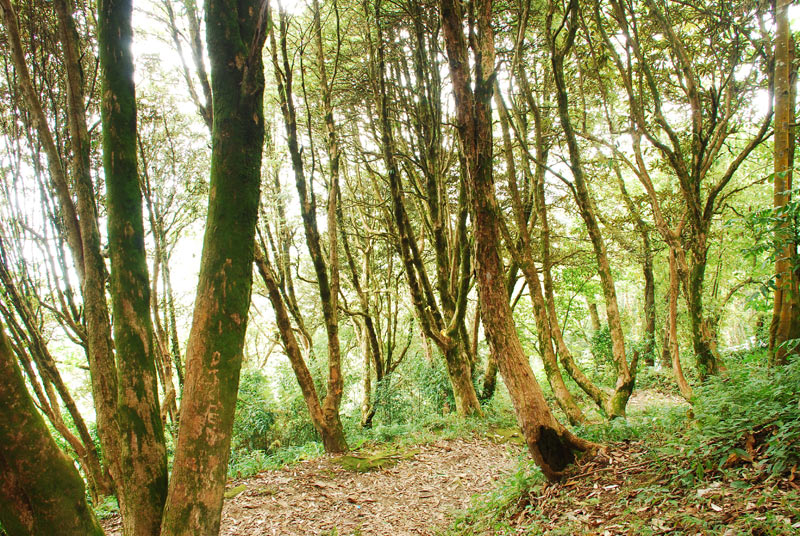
[439,0,594,480]
[98,0,169,532]
[0,325,104,536]
[669,249,693,400]
[160,0,267,530]
[494,87,585,425]
[372,0,481,416]
[548,0,634,417]
[771,0,800,365]
[1,0,123,498]
[266,2,349,453]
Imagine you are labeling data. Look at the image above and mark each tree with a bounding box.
[98,0,169,531]
[547,0,636,417]
[439,0,594,479]
[263,0,350,452]
[160,0,268,530]
[770,0,800,364]
[366,0,482,416]
[593,0,772,377]
[0,324,104,536]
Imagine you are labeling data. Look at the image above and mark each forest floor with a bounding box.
[101,436,523,535]
[99,385,800,535]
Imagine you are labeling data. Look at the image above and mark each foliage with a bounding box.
[679,354,800,478]
[227,442,324,479]
[589,325,616,382]
[232,370,276,452]
[91,496,119,521]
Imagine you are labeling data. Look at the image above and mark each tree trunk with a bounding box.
[0,325,104,536]
[642,245,656,366]
[98,0,168,530]
[771,0,800,365]
[588,302,601,332]
[160,0,267,530]
[267,3,349,451]
[2,0,123,500]
[686,249,721,377]
[440,0,594,480]
[494,85,585,425]
[373,0,481,416]
[548,2,633,417]
[669,249,693,400]
[255,249,349,452]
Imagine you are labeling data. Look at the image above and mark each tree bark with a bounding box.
[440,0,594,480]
[255,248,349,451]
[771,0,800,365]
[669,249,692,400]
[494,87,585,425]
[161,0,267,530]
[0,325,104,536]
[98,0,169,531]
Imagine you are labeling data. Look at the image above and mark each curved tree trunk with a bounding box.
[548,1,633,417]
[0,325,104,536]
[266,3,349,451]
[494,86,585,425]
[161,0,267,530]
[256,249,349,451]
[1,0,123,500]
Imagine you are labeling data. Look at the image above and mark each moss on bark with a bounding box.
[0,326,104,536]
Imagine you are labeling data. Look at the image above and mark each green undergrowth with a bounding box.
[444,355,800,535]
[227,395,519,479]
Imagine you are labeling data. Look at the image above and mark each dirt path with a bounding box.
[100,437,520,535]
[219,438,520,535]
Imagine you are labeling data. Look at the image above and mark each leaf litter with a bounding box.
[220,437,521,535]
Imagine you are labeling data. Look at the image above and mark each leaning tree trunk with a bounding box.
[255,249,349,451]
[268,3,349,451]
[98,0,168,531]
[0,325,104,536]
[160,0,267,531]
[439,0,594,480]
[494,86,585,425]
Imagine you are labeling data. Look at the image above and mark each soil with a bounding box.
[100,437,522,535]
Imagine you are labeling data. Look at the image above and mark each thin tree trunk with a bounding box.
[669,249,692,400]
[372,0,481,416]
[255,249,349,451]
[548,1,633,416]
[161,0,267,530]
[268,3,349,452]
[4,0,123,502]
[494,87,585,425]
